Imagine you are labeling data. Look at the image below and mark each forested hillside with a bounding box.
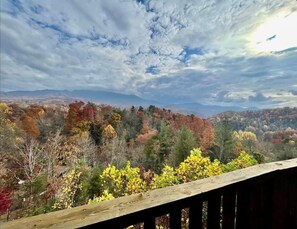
[209,107,297,161]
[209,107,297,133]
[0,102,296,222]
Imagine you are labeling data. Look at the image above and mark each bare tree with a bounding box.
[44,130,63,178]
[18,138,43,183]
[15,137,44,209]
[77,134,97,166]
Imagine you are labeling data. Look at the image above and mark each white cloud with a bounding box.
[0,0,296,108]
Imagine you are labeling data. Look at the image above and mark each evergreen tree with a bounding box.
[170,127,196,167]
[211,119,236,162]
[144,122,174,173]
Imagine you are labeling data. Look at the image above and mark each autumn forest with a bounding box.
[0,102,296,222]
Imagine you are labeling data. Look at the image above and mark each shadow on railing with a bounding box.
[3,159,297,229]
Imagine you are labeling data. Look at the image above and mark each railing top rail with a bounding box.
[3,158,297,229]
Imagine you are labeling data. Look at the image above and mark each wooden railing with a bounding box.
[2,159,297,229]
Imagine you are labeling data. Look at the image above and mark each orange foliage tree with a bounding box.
[64,102,97,134]
[19,115,40,138]
[169,114,213,151]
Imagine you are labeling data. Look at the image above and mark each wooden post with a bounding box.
[287,173,297,228]
[144,218,155,229]
[248,180,273,229]
[189,201,203,229]
[272,172,289,229]
[222,190,236,229]
[170,208,181,229]
[236,187,251,229]
[207,194,221,229]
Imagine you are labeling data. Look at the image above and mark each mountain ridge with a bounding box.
[1,89,258,117]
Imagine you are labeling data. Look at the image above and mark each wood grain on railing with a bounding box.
[2,159,297,229]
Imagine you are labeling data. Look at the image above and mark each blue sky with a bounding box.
[1,0,297,108]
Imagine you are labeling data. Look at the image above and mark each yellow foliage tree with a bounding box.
[102,124,117,141]
[108,112,121,128]
[151,165,178,189]
[0,103,21,154]
[100,161,146,198]
[88,148,258,206]
[176,148,222,183]
[0,103,11,114]
[233,131,257,153]
[53,169,82,209]
[222,151,258,172]
[88,190,115,204]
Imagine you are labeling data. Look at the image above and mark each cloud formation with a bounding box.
[1,0,297,108]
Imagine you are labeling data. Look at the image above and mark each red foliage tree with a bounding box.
[64,101,85,133]
[0,188,11,215]
[169,114,214,150]
[272,136,282,144]
[27,104,45,118]
[82,104,95,121]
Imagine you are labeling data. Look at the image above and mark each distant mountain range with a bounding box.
[164,102,258,117]
[1,89,152,106]
[1,89,257,117]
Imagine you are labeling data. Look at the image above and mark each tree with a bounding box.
[38,107,64,143]
[233,131,257,154]
[158,122,174,158]
[19,115,40,138]
[0,188,11,216]
[169,114,214,150]
[151,165,178,189]
[18,138,44,184]
[89,122,103,145]
[144,136,161,172]
[222,151,258,172]
[170,127,196,167]
[118,110,143,141]
[147,105,156,115]
[82,104,95,122]
[99,162,146,198]
[144,122,174,173]
[176,148,222,183]
[107,112,121,129]
[77,134,97,167]
[44,130,63,178]
[83,167,103,199]
[53,169,82,209]
[55,137,80,166]
[102,124,117,141]
[0,103,21,163]
[106,136,129,167]
[15,138,46,213]
[64,101,85,134]
[138,106,144,113]
[211,120,235,162]
[273,142,297,160]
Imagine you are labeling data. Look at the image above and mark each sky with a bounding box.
[1,0,297,108]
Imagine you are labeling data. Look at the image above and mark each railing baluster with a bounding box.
[288,173,297,228]
[249,181,273,229]
[272,174,288,229]
[222,190,236,229]
[272,172,297,229]
[170,208,181,229]
[189,201,203,229]
[236,187,251,229]
[144,218,155,229]
[207,195,221,229]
